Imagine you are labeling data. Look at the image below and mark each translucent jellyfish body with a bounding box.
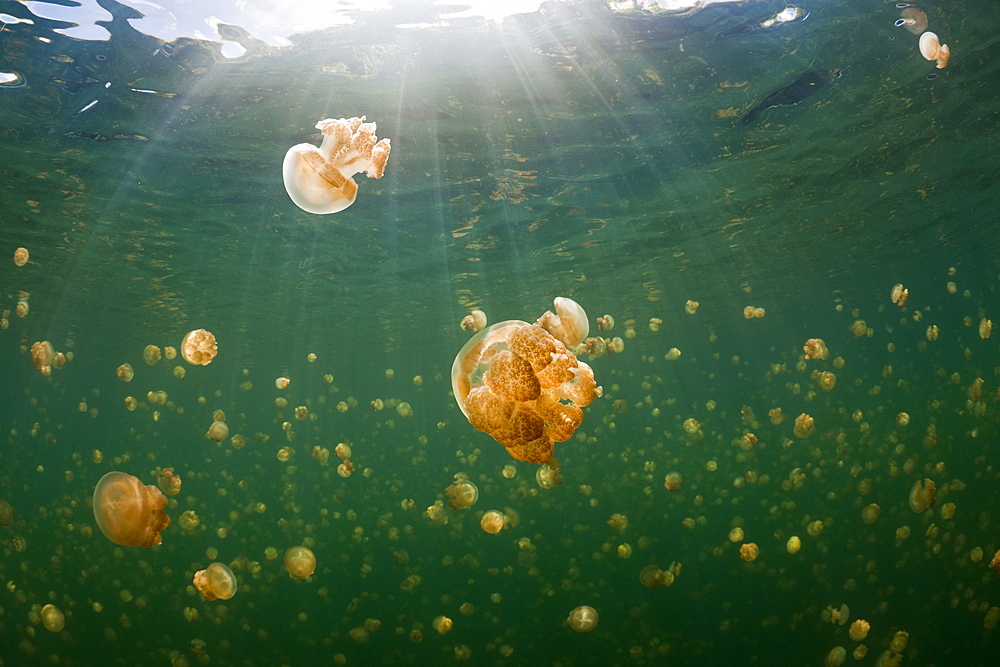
[451,320,601,464]
[92,471,170,547]
[193,562,238,601]
[283,116,391,214]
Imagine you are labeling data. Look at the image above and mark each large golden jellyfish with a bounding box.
[193,562,238,601]
[284,546,317,579]
[451,299,601,465]
[92,472,170,547]
[181,329,217,365]
[282,116,391,214]
[567,605,599,632]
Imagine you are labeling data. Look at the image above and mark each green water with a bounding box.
[2,0,1000,664]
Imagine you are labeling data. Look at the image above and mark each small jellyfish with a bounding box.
[919,31,950,69]
[803,338,828,360]
[432,616,453,635]
[663,471,682,492]
[92,471,170,547]
[639,564,665,589]
[861,503,881,525]
[461,310,487,332]
[14,247,29,266]
[40,604,65,633]
[816,370,836,391]
[206,420,229,442]
[536,464,563,489]
[567,605,599,632]
[896,7,927,35]
[793,413,814,438]
[335,442,352,459]
[116,363,134,382]
[739,542,759,562]
[0,499,12,526]
[156,468,182,495]
[536,297,590,347]
[890,283,909,306]
[825,646,847,667]
[909,478,937,513]
[193,562,237,601]
[275,377,290,389]
[480,510,505,534]
[786,536,801,554]
[445,473,479,510]
[979,318,993,339]
[143,345,162,366]
[30,341,55,373]
[596,314,615,331]
[181,329,217,366]
[849,619,870,641]
[284,546,316,579]
[684,300,699,314]
[665,347,681,360]
[990,549,1000,577]
[283,116,391,214]
[889,631,908,653]
[824,603,849,625]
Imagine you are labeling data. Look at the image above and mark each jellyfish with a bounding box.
[284,546,316,579]
[824,603,850,625]
[890,283,909,306]
[0,499,11,526]
[445,473,479,510]
[896,8,927,35]
[143,344,162,366]
[283,116,391,214]
[803,338,828,359]
[92,471,170,547]
[919,31,950,68]
[793,413,814,438]
[30,341,54,373]
[193,562,238,601]
[181,329,217,365]
[990,549,1000,577]
[849,619,870,641]
[639,564,665,589]
[41,604,65,633]
[739,542,759,561]
[206,420,229,442]
[536,297,589,347]
[596,314,614,331]
[786,536,802,554]
[684,300,699,314]
[664,471,682,492]
[156,468,182,495]
[14,247,29,266]
[567,605,599,632]
[451,317,601,465]
[480,510,505,534]
[908,478,937,513]
[432,616,453,635]
[461,310,487,332]
[116,363,134,382]
[825,647,847,667]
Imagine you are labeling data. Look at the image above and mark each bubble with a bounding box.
[567,605,598,632]
[193,562,237,600]
[92,471,170,547]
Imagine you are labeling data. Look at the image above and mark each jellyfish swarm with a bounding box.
[451,321,602,465]
[92,472,170,547]
[193,562,237,601]
[282,116,391,214]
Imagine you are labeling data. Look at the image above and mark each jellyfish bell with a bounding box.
[283,116,391,214]
[206,420,229,442]
[14,247,29,266]
[908,478,937,513]
[445,473,479,510]
[193,562,238,601]
[92,471,170,547]
[460,310,487,332]
[284,546,317,579]
[918,31,950,68]
[181,329,217,365]
[536,297,589,347]
[30,341,54,372]
[0,499,12,526]
[567,605,599,632]
[897,7,927,35]
[156,468,182,495]
[40,604,65,633]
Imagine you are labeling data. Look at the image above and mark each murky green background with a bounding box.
[2,0,999,664]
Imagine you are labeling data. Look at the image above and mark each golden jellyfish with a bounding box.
[926,324,939,340]
[596,314,614,331]
[825,647,847,667]
[803,338,828,360]
[567,605,599,633]
[206,420,229,442]
[40,604,65,633]
[284,546,317,579]
[728,527,744,543]
[769,407,783,424]
[793,413,814,438]
[480,510,505,534]
[824,603,849,625]
[156,468,182,495]
[897,7,927,35]
[663,471,682,493]
[742,306,755,319]
[282,116,391,214]
[849,619,870,641]
[335,442,352,460]
[164,346,177,359]
[181,329,217,366]
[14,246,29,266]
[665,347,681,360]
[445,473,479,510]
[117,363,134,382]
[684,300,699,314]
[816,370,836,391]
[337,461,354,478]
[92,471,170,547]
[432,616,453,635]
[739,542,759,562]
[990,549,1000,577]
[890,283,909,306]
[275,377,290,390]
[179,510,200,533]
[193,562,237,601]
[861,503,881,525]
[889,631,908,653]
[143,345,162,366]
[460,310,487,332]
[30,341,54,372]
[536,297,590,347]
[639,564,666,589]
[919,31,950,69]
[451,319,601,465]
[536,463,563,489]
[909,478,937,513]
[979,318,993,340]
[0,499,12,526]
[786,536,801,554]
